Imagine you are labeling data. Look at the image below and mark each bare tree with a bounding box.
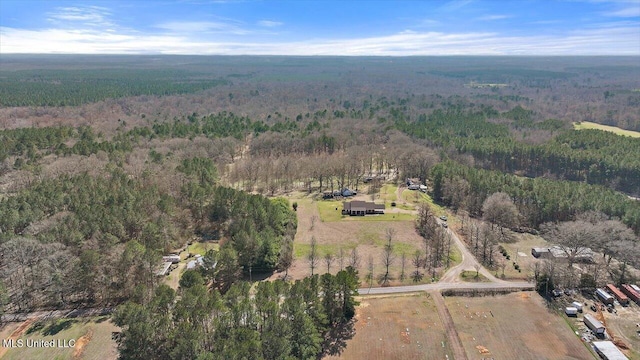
[349,247,360,269]
[482,192,519,238]
[338,247,345,271]
[366,255,374,288]
[278,239,294,280]
[310,215,318,231]
[324,252,335,274]
[308,237,319,276]
[411,250,424,283]
[399,252,407,281]
[541,221,596,268]
[474,264,481,278]
[380,236,395,286]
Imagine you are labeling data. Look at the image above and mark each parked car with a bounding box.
[439,215,448,221]
[442,223,448,228]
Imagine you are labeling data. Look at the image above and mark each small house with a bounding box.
[342,201,385,216]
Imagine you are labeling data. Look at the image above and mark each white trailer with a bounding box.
[565,307,578,316]
[584,314,606,337]
[571,301,583,312]
[596,288,615,305]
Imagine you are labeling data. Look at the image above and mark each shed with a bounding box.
[163,255,180,264]
[565,307,578,316]
[621,284,640,305]
[584,314,606,337]
[571,302,583,312]
[606,284,629,306]
[592,341,628,360]
[531,247,551,258]
[596,288,615,305]
[155,261,172,276]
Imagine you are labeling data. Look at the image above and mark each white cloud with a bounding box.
[1,21,639,55]
[257,20,283,27]
[155,21,249,35]
[605,6,640,17]
[477,14,511,21]
[47,6,114,28]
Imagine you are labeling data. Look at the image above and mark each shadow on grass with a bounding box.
[321,319,356,357]
[42,319,76,336]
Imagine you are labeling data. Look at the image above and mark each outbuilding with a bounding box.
[606,284,629,306]
[584,314,606,337]
[565,307,578,316]
[596,288,615,305]
[592,341,628,360]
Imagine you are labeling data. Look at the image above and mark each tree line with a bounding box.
[113,268,359,360]
[431,161,640,234]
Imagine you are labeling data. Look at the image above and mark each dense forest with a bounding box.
[0,56,639,359]
[113,269,358,360]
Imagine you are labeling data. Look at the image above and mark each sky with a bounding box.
[0,0,639,55]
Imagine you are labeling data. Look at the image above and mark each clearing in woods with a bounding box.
[445,292,596,360]
[326,293,453,360]
[573,121,640,138]
[0,316,119,360]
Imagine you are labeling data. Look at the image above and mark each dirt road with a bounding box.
[431,291,468,360]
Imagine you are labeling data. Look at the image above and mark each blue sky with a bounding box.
[1,0,638,55]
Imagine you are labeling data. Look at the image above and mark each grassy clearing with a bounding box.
[187,241,219,256]
[401,190,446,215]
[459,270,490,282]
[2,317,118,360]
[316,200,346,222]
[294,242,356,258]
[379,184,398,203]
[574,121,640,138]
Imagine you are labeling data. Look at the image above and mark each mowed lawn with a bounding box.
[326,294,452,360]
[2,317,119,360]
[445,292,595,360]
[574,121,640,138]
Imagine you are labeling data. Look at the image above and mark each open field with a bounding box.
[0,316,119,360]
[316,199,415,222]
[400,190,446,216]
[278,196,460,287]
[445,292,595,360]
[574,121,640,138]
[326,293,452,360]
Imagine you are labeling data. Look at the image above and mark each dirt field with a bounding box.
[590,299,640,359]
[278,195,459,287]
[445,292,596,360]
[326,293,452,360]
[0,317,119,360]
